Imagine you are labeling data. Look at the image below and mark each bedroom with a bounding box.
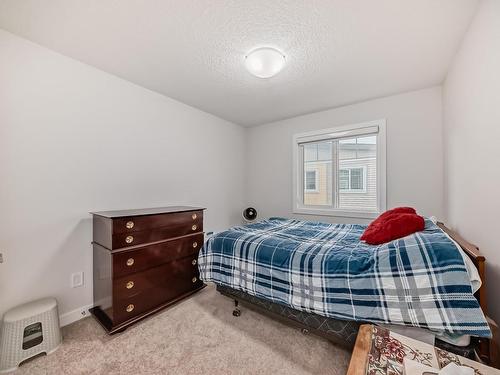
[0,0,499,374]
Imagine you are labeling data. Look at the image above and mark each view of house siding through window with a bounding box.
[302,135,377,211]
[304,141,333,206]
[338,136,377,211]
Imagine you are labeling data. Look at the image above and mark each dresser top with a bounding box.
[90,206,205,218]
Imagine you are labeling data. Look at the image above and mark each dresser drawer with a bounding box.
[113,210,203,234]
[114,255,200,300]
[112,218,202,249]
[113,233,203,278]
[113,257,203,323]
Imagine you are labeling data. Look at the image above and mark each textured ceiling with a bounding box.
[0,0,478,126]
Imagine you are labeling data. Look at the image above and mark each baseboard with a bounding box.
[59,303,94,327]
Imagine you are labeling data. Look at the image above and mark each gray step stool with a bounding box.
[0,297,62,373]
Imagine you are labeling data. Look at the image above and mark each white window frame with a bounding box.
[339,166,367,193]
[304,168,319,193]
[292,119,387,219]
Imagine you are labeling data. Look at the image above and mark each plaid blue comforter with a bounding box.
[198,218,490,337]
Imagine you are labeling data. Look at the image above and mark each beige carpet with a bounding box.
[14,285,351,374]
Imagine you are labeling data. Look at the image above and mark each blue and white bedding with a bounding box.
[198,218,490,337]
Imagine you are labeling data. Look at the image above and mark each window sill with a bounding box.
[293,207,379,219]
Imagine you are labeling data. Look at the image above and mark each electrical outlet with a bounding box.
[71,272,84,288]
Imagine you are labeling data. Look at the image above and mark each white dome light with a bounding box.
[245,47,286,78]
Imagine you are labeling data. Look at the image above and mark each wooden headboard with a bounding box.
[436,222,487,315]
[436,222,498,365]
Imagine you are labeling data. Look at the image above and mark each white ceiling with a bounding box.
[0,0,478,126]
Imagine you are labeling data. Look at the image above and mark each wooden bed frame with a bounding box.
[436,222,487,314]
[436,222,498,365]
[219,222,497,365]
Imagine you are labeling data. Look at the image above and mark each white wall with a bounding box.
[443,0,500,322]
[0,30,245,322]
[245,87,444,224]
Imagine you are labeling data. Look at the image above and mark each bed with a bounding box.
[198,217,494,362]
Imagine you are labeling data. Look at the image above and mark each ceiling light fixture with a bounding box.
[245,47,286,78]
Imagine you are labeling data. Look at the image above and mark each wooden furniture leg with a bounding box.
[347,324,373,375]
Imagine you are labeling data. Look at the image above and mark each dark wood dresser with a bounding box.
[89,206,205,334]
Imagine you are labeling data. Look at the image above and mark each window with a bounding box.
[339,167,366,192]
[339,169,350,190]
[305,170,318,192]
[293,120,386,218]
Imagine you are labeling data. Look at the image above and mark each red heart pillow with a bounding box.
[361,208,424,245]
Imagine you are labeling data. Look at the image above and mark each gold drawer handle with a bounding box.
[125,235,134,244]
[192,277,197,283]
[126,258,135,266]
[126,281,134,289]
[192,242,198,248]
[126,221,134,229]
[191,213,197,220]
[192,259,197,265]
[191,225,197,231]
[126,304,134,313]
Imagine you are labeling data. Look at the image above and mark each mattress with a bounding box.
[198,217,490,337]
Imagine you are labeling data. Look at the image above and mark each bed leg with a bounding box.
[232,300,241,317]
